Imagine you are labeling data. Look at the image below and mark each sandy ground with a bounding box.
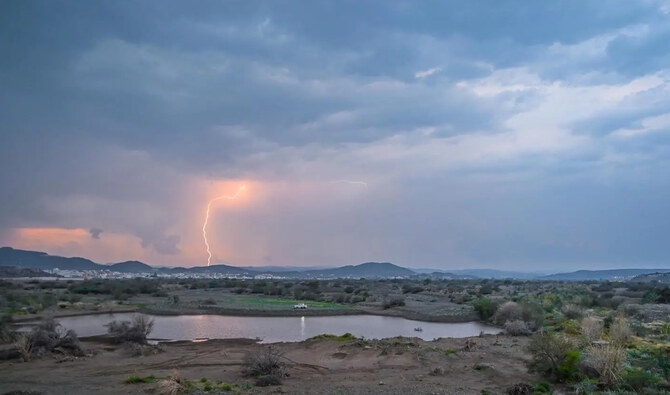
[0,334,543,395]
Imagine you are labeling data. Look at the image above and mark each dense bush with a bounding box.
[584,344,626,388]
[561,304,583,319]
[242,348,286,386]
[383,296,405,309]
[504,320,531,336]
[0,314,13,343]
[556,349,581,382]
[14,317,84,360]
[106,314,154,345]
[526,333,576,381]
[609,315,631,346]
[494,301,543,330]
[494,302,524,325]
[621,367,661,392]
[473,297,497,320]
[580,316,604,344]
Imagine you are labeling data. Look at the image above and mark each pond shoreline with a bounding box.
[12,305,483,326]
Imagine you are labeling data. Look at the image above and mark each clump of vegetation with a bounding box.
[125,375,156,384]
[242,348,287,386]
[584,344,626,388]
[526,333,576,381]
[382,296,405,309]
[106,314,154,345]
[580,316,603,343]
[473,297,497,320]
[556,349,581,382]
[310,333,357,341]
[608,315,631,346]
[504,320,531,336]
[0,314,14,343]
[13,317,85,361]
[561,303,583,319]
[505,382,534,395]
[493,301,543,331]
[156,370,189,395]
[15,332,34,362]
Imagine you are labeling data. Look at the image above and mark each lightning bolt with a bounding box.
[328,180,369,187]
[203,185,246,266]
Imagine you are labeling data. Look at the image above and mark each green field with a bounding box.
[222,296,350,310]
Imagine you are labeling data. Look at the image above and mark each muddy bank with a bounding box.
[0,334,544,394]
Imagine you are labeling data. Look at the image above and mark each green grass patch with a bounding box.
[445,348,456,355]
[124,375,156,384]
[310,332,358,341]
[229,296,348,309]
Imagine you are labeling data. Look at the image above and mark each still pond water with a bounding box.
[43,313,500,343]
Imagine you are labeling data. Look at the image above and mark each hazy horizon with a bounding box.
[2,1,670,271]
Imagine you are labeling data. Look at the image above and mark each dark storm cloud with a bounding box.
[88,228,103,239]
[1,0,669,268]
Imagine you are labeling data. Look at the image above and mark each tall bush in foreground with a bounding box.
[584,344,626,388]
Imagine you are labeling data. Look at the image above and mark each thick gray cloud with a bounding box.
[1,1,669,269]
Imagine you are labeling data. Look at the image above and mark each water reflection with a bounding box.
[42,313,501,343]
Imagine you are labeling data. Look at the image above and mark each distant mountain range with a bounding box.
[0,247,421,279]
[2,247,669,281]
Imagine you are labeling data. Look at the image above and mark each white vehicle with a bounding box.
[293,303,308,309]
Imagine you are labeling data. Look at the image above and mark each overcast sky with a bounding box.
[1,1,670,270]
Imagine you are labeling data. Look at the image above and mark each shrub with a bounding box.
[505,382,534,395]
[0,314,14,342]
[584,344,626,388]
[473,297,497,320]
[561,304,583,319]
[242,348,286,386]
[609,315,631,347]
[14,332,34,362]
[157,370,188,395]
[382,296,405,309]
[621,367,660,392]
[504,320,531,336]
[106,314,154,344]
[580,316,603,344]
[534,381,551,394]
[125,375,156,384]
[526,333,575,380]
[556,349,581,382]
[14,317,85,360]
[201,298,216,305]
[56,329,85,357]
[494,302,523,325]
[494,301,544,330]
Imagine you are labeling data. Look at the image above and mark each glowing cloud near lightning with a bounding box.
[202,185,246,266]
